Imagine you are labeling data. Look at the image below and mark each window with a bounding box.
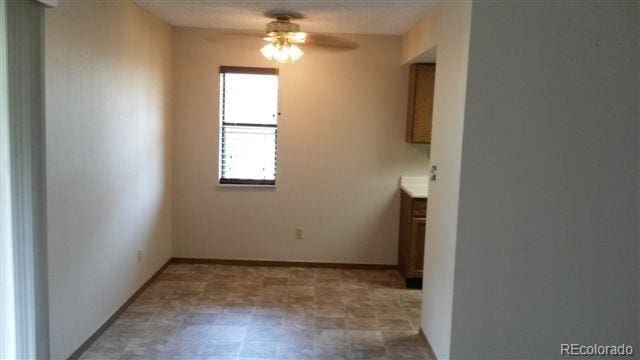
[219,66,279,186]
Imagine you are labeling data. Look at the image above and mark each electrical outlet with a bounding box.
[137,249,143,262]
[295,227,303,239]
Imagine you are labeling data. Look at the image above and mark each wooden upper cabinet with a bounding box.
[406,63,435,144]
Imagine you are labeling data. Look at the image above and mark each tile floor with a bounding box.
[79,263,432,360]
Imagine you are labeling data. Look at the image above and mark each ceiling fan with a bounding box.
[260,13,308,63]
[210,12,359,64]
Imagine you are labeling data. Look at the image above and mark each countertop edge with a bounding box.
[400,185,428,199]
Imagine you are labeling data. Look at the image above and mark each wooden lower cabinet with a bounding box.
[398,191,427,288]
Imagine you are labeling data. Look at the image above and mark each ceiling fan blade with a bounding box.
[301,34,359,51]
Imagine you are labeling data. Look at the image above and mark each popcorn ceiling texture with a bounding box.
[134,0,436,35]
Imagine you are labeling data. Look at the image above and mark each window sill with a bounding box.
[217,183,276,188]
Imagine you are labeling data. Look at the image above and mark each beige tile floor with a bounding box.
[79,263,433,360]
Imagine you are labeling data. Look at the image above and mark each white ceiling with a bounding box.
[135,1,437,36]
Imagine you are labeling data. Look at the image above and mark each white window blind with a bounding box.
[219,67,279,185]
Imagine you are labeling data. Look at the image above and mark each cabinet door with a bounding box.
[398,192,413,278]
[409,218,426,277]
[406,63,435,144]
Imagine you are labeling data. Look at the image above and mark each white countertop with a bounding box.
[400,176,428,198]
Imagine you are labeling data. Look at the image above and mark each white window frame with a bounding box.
[218,66,279,187]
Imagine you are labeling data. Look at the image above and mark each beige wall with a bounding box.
[402,3,472,358]
[451,2,639,358]
[405,1,639,358]
[45,1,173,358]
[173,28,428,264]
[401,4,440,64]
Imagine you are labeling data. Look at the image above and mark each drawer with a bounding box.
[411,199,427,218]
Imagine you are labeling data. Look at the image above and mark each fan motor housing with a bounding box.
[266,19,300,34]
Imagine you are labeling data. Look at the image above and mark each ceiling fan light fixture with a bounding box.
[259,14,307,63]
[285,44,304,61]
[261,40,303,63]
[290,32,307,43]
